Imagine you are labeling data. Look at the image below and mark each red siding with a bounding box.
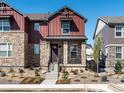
[48,11,85,36]
[0,3,25,31]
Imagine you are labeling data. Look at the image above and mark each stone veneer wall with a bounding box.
[106,46,124,67]
[81,42,86,67]
[0,32,28,67]
[40,40,50,71]
[106,46,115,67]
[68,41,81,64]
[63,41,86,70]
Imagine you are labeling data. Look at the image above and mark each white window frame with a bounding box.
[115,46,122,59]
[0,42,12,58]
[61,21,70,35]
[34,23,40,31]
[0,19,10,32]
[70,44,78,59]
[115,25,124,38]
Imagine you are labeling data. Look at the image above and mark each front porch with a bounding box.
[40,39,86,72]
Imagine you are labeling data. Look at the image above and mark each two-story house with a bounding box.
[93,16,124,68]
[0,1,87,72]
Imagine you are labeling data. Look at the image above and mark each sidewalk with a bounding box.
[0,84,117,92]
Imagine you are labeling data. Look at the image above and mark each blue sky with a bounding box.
[5,0,124,46]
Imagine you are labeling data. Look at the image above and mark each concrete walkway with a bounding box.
[42,79,57,84]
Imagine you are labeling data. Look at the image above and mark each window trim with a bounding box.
[115,25,124,38]
[70,44,78,59]
[61,21,70,35]
[115,46,122,59]
[0,19,10,32]
[0,42,13,58]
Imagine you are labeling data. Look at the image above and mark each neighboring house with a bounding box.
[0,1,87,72]
[93,16,124,68]
[86,44,93,61]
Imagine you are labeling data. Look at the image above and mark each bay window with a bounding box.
[0,43,12,58]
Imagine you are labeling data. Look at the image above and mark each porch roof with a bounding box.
[45,35,87,40]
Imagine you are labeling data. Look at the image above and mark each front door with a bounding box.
[51,44,58,63]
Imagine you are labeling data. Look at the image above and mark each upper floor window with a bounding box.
[0,43,12,58]
[115,25,124,37]
[34,23,40,31]
[116,46,122,59]
[0,19,10,32]
[61,21,70,34]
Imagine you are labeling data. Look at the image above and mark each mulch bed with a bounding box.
[20,77,44,84]
[56,79,71,84]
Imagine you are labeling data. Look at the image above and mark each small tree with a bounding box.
[93,37,103,73]
[114,60,122,75]
[62,71,69,80]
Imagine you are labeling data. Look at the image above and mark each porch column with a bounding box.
[81,41,86,67]
[63,41,68,65]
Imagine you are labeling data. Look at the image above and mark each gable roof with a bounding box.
[1,1,87,22]
[93,16,124,39]
[0,0,24,16]
[48,6,87,23]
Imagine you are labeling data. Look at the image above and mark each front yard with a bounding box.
[57,69,124,84]
[0,67,124,84]
[0,67,45,84]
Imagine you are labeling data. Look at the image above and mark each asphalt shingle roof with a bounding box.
[24,14,50,20]
[100,16,124,24]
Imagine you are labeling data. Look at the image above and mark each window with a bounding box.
[0,43,12,58]
[34,44,40,54]
[116,46,122,59]
[34,23,40,31]
[61,21,70,34]
[0,19,10,32]
[70,44,78,58]
[115,25,124,37]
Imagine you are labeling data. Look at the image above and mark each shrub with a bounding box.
[0,71,6,77]
[62,71,69,80]
[8,68,15,77]
[80,69,84,73]
[0,68,2,72]
[72,69,78,75]
[114,60,122,75]
[35,69,40,78]
[101,75,108,82]
[19,69,25,78]
[0,68,6,77]
[121,76,124,82]
[8,68,15,73]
